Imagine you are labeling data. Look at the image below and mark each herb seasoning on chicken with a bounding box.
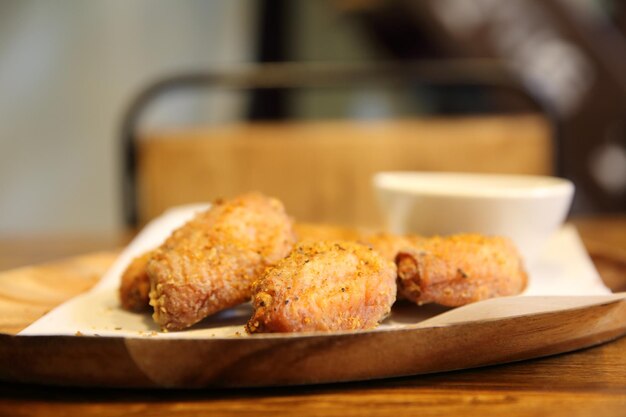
[247,240,397,333]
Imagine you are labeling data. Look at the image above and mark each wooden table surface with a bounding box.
[1,217,625,417]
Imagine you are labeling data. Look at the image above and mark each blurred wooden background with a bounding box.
[137,114,552,227]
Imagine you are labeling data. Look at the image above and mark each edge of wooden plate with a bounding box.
[1,295,625,388]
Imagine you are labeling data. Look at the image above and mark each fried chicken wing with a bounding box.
[119,251,154,311]
[148,192,296,331]
[119,223,361,312]
[247,241,397,333]
[395,234,527,306]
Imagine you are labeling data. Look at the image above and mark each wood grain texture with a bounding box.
[0,387,624,417]
[0,252,115,334]
[137,115,552,227]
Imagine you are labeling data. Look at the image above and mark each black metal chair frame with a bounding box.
[120,60,562,227]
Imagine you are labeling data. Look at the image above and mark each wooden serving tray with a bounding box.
[1,252,625,389]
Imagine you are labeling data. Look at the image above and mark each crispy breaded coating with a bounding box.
[247,241,397,333]
[395,234,527,307]
[119,223,361,313]
[149,192,296,331]
[119,251,154,311]
[294,225,427,263]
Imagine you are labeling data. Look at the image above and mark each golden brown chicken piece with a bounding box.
[247,240,397,333]
[294,225,427,263]
[395,234,527,307]
[148,192,296,331]
[119,251,154,311]
[119,223,364,313]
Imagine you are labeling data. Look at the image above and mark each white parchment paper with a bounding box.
[20,205,612,339]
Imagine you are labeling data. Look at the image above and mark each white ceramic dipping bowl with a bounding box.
[373,172,575,264]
